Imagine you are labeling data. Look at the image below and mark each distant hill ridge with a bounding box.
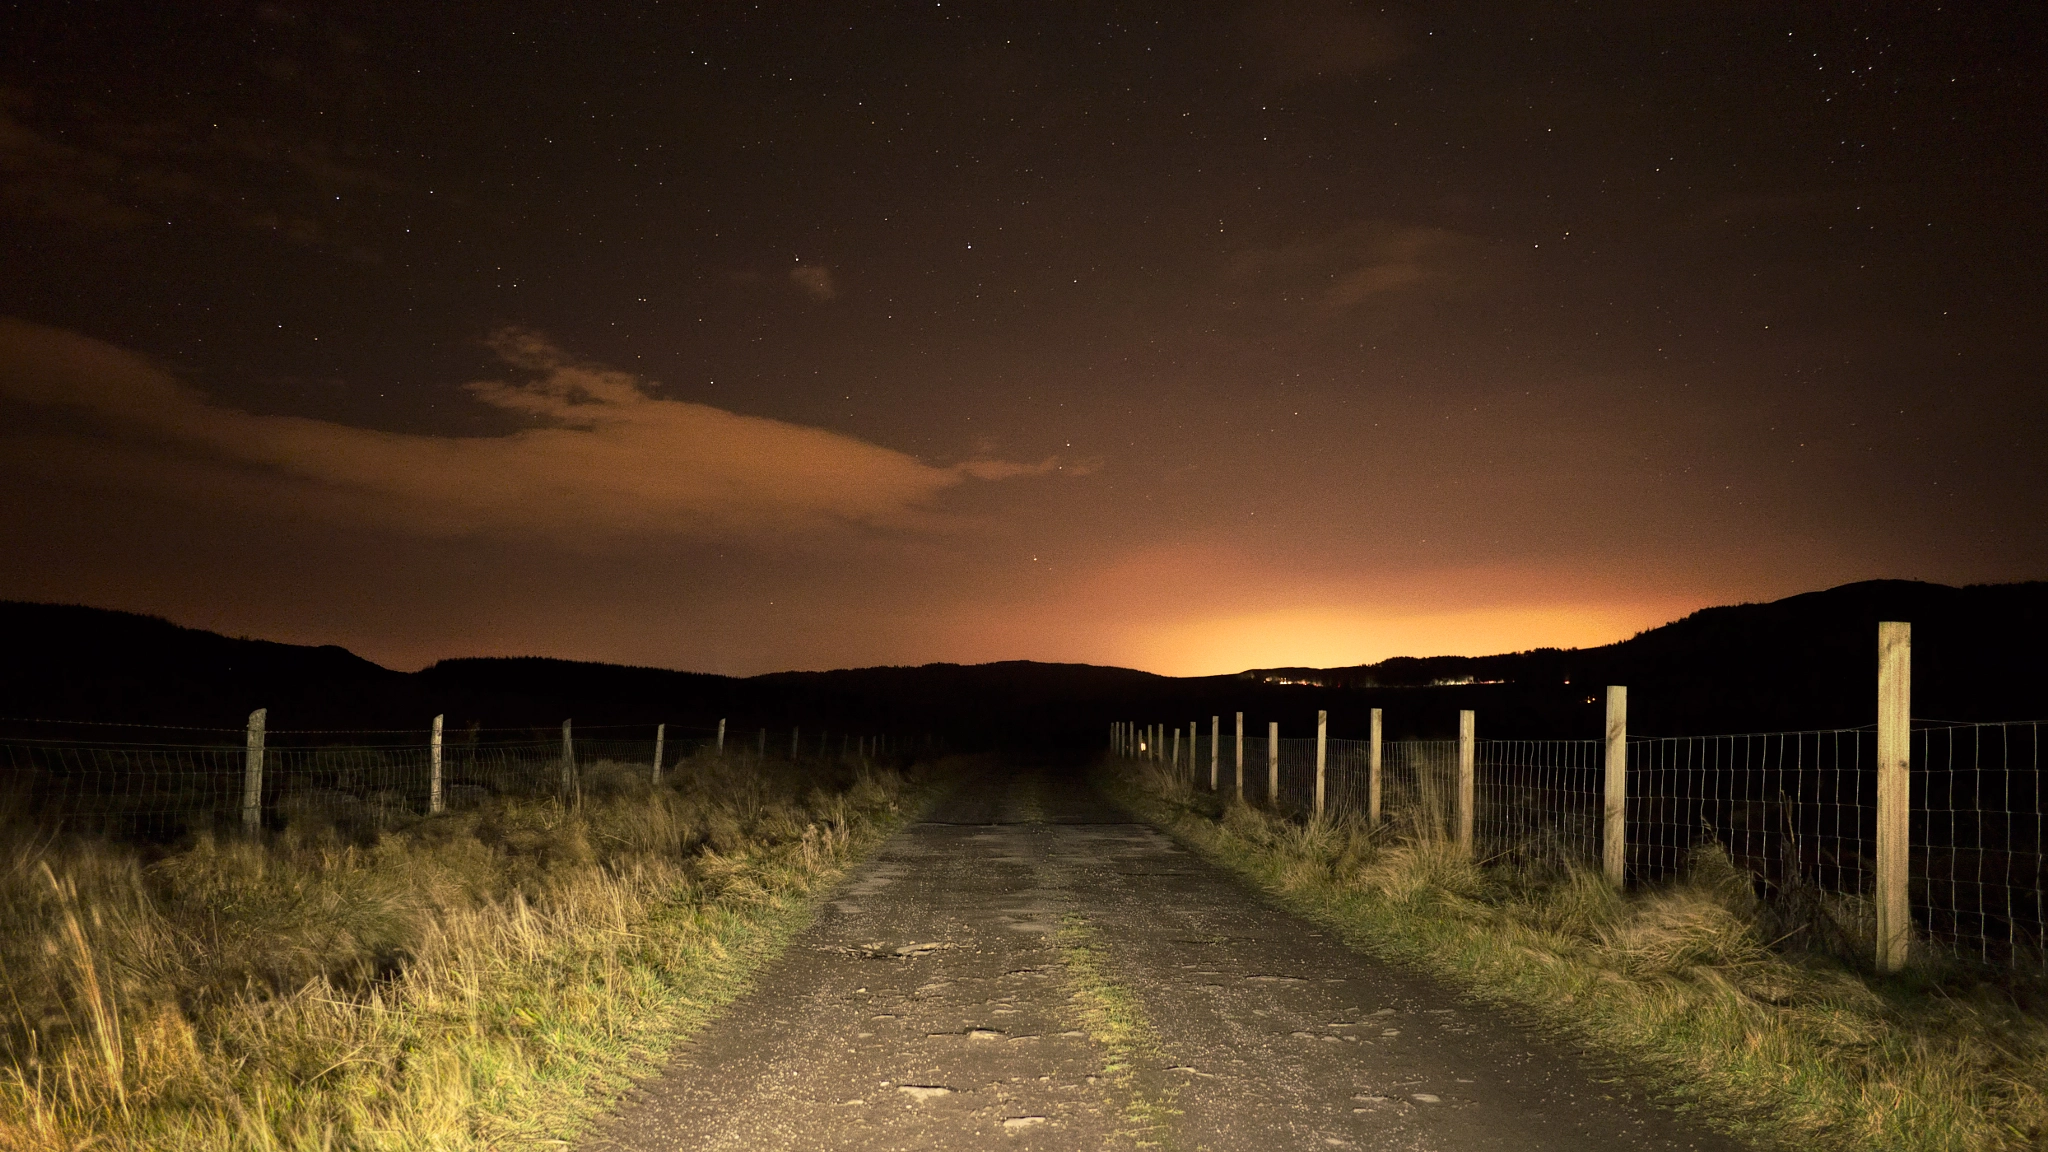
[2,579,2043,742]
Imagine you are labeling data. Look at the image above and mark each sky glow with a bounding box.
[1,4,2040,675]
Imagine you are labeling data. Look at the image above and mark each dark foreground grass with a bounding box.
[1104,759,2048,1152]
[0,752,931,1151]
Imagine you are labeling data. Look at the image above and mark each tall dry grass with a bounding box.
[0,752,919,1151]
[1110,758,2048,1151]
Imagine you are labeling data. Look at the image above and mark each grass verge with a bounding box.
[1052,913,1180,1149]
[1102,759,2048,1152]
[0,752,934,1150]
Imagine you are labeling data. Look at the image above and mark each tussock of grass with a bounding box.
[1109,760,2048,1151]
[0,752,925,1150]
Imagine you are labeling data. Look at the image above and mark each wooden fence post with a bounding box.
[430,714,445,815]
[1603,687,1627,887]
[1597,684,1630,881]
[653,722,666,786]
[1368,707,1383,825]
[1877,621,1912,972]
[1210,715,1220,791]
[1314,709,1328,820]
[561,719,576,799]
[241,707,266,835]
[717,717,726,754]
[1456,710,1475,855]
[1234,712,1245,801]
[792,727,800,760]
[1172,727,1182,778]
[1190,722,1199,787]
[1266,721,1279,806]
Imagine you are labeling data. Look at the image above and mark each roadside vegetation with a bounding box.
[0,752,926,1151]
[1107,759,2048,1152]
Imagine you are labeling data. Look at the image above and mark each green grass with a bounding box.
[1103,759,2048,1152]
[0,753,931,1150]
[1052,913,1181,1149]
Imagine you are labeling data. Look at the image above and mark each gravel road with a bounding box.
[585,761,1747,1151]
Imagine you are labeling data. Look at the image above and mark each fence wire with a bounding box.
[1,724,890,841]
[1133,716,2048,973]
[1917,721,2044,968]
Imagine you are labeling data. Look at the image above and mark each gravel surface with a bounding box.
[584,762,1748,1151]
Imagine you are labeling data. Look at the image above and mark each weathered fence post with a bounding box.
[430,713,445,815]
[1234,712,1245,800]
[1368,707,1383,825]
[653,722,666,786]
[561,719,576,799]
[1172,727,1182,779]
[1314,709,1328,820]
[1266,720,1279,806]
[792,727,800,760]
[1456,710,1475,855]
[241,707,266,834]
[1190,722,1199,787]
[1603,687,1628,888]
[1196,709,1212,787]
[717,717,726,754]
[1877,621,1912,972]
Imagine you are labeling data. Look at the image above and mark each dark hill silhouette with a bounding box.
[3,579,2043,746]
[0,602,405,731]
[1247,579,2048,737]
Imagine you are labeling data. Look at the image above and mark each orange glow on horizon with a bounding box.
[1121,600,1697,677]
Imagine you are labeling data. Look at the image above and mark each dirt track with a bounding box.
[585,763,1746,1151]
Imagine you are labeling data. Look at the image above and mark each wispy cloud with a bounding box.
[1229,220,1476,316]
[789,263,838,300]
[1242,0,1410,84]
[0,318,1074,539]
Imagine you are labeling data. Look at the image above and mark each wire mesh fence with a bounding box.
[1917,721,2044,968]
[1124,716,2048,973]
[0,721,901,842]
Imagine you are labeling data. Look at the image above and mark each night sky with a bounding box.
[2,3,2042,676]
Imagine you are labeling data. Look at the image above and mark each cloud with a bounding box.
[789,263,838,300]
[0,318,1064,538]
[1228,220,1476,316]
[0,90,147,227]
[1242,0,1409,83]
